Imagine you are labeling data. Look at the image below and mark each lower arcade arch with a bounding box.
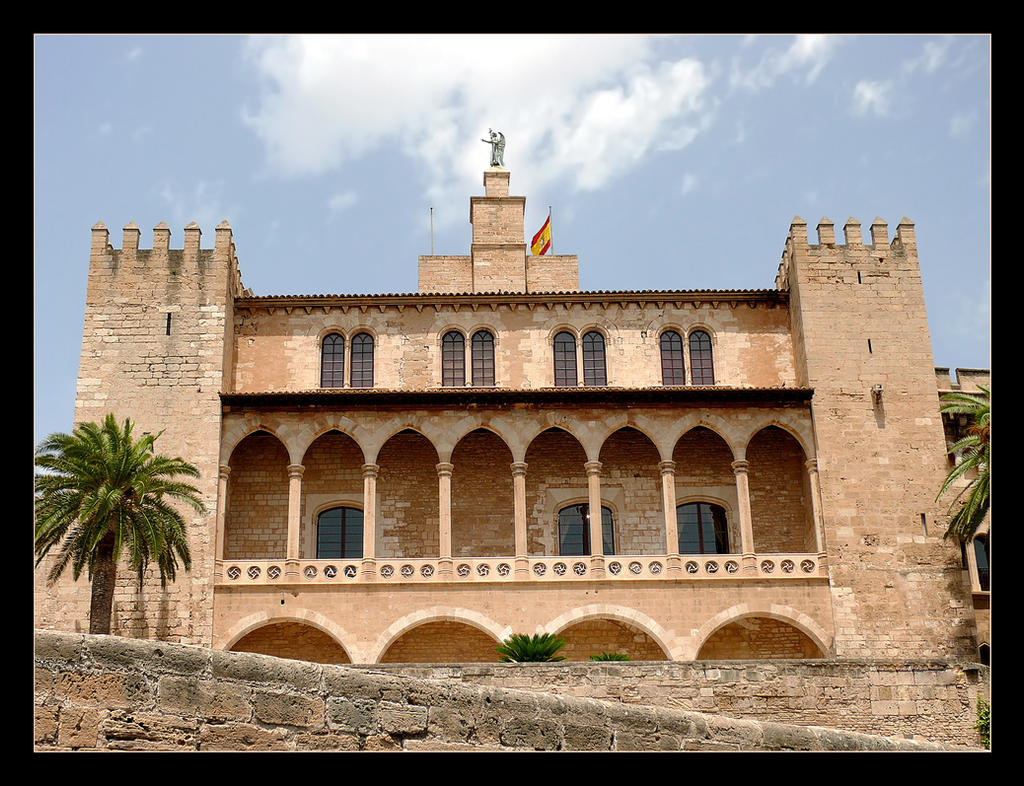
[696,614,827,659]
[378,620,504,663]
[228,620,352,664]
[556,617,670,661]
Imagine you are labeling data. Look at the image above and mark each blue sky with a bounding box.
[34,34,990,447]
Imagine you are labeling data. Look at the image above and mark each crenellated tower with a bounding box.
[35,221,245,645]
[780,215,978,658]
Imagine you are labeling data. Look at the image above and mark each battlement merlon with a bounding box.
[775,215,918,289]
[89,220,247,298]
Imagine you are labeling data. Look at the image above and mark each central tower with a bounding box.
[418,167,578,294]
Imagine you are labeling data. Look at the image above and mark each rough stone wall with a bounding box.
[376,432,440,559]
[34,631,968,751]
[746,426,814,552]
[376,659,990,749]
[224,432,289,560]
[451,430,516,557]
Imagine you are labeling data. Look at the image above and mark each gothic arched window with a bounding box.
[688,330,715,385]
[553,331,577,387]
[316,506,364,559]
[442,330,465,386]
[558,503,615,556]
[676,501,729,554]
[471,330,495,386]
[660,330,685,385]
[320,333,345,388]
[582,331,607,386]
[350,333,374,388]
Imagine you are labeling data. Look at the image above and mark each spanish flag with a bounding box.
[531,213,552,256]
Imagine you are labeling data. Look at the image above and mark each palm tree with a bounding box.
[936,385,990,542]
[34,414,204,635]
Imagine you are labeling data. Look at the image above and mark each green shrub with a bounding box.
[496,633,566,662]
[976,698,990,749]
[588,652,631,661]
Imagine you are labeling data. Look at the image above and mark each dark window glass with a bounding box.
[316,506,364,559]
[582,331,607,386]
[471,330,495,386]
[442,331,465,386]
[689,330,715,385]
[660,330,685,385]
[320,333,345,388]
[973,535,990,591]
[676,502,729,554]
[558,504,615,556]
[553,331,577,387]
[350,333,374,388]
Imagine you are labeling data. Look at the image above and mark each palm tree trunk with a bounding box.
[89,534,117,635]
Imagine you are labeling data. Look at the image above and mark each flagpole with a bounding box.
[548,206,552,255]
[430,207,434,256]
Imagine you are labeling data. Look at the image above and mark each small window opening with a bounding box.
[166,313,172,335]
[857,271,862,283]
[867,338,873,354]
[920,513,928,536]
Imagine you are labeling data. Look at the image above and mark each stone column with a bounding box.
[732,459,756,574]
[806,458,828,566]
[361,464,379,579]
[437,462,454,577]
[511,461,529,577]
[285,464,305,577]
[659,460,681,573]
[585,460,605,575]
[213,465,231,576]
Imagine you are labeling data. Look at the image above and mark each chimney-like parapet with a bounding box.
[184,221,202,265]
[869,217,889,249]
[895,217,916,250]
[153,222,171,258]
[816,216,835,246]
[843,218,862,246]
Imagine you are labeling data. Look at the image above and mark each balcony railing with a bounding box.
[215,552,825,587]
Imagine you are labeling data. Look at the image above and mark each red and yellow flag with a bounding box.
[531,214,551,255]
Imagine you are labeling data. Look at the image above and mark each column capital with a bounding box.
[436,461,454,477]
[287,463,305,478]
[510,461,528,476]
[584,460,603,475]
[805,457,819,472]
[362,463,380,478]
[659,460,677,475]
[731,459,749,474]
[219,464,232,479]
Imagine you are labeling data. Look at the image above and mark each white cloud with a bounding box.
[157,180,235,231]
[240,35,714,227]
[903,37,952,75]
[949,110,976,139]
[327,190,358,219]
[852,80,893,117]
[680,173,698,196]
[729,34,841,90]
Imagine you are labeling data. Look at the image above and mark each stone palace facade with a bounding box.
[34,166,988,667]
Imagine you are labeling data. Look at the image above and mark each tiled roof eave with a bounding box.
[220,385,814,408]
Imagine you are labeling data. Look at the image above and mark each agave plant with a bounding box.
[588,651,631,661]
[496,633,566,662]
